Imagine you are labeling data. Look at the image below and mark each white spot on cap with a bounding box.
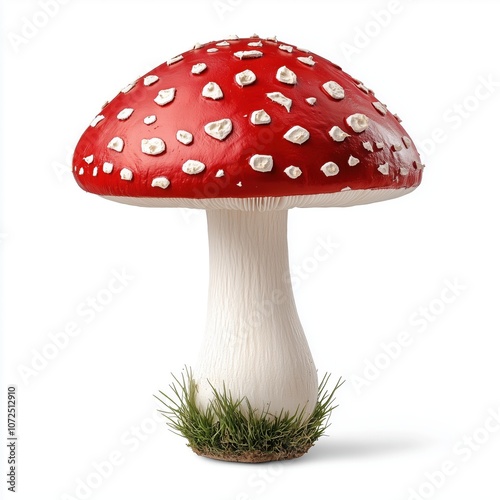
[394,114,402,122]
[284,166,302,179]
[276,66,297,85]
[248,41,263,47]
[414,161,424,170]
[399,167,410,176]
[249,154,273,172]
[348,156,360,166]
[279,44,293,53]
[266,92,292,112]
[154,88,176,106]
[120,168,133,181]
[402,136,412,148]
[216,41,230,47]
[121,82,136,93]
[117,108,134,120]
[215,169,225,178]
[378,163,390,175]
[152,177,170,189]
[235,69,256,87]
[341,186,352,192]
[90,115,104,127]
[107,137,124,152]
[227,34,239,40]
[346,113,370,133]
[234,50,263,59]
[103,162,113,174]
[144,115,157,125]
[267,36,278,42]
[83,155,94,164]
[357,82,370,94]
[92,167,98,177]
[306,97,317,106]
[392,143,403,152]
[192,63,207,74]
[167,55,183,65]
[204,118,233,141]
[362,141,374,152]
[182,160,206,175]
[322,81,345,100]
[78,167,84,175]
[297,56,315,66]
[193,42,205,49]
[284,125,310,145]
[251,109,271,125]
[144,75,159,86]
[321,162,340,177]
[141,138,166,156]
[207,48,218,53]
[372,101,387,115]
[329,126,350,142]
[202,82,223,100]
[375,142,384,150]
[176,130,193,145]
[237,181,242,187]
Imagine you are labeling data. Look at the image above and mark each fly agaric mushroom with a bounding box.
[73,36,423,462]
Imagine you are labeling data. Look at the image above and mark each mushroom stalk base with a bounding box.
[192,448,308,463]
[195,209,318,421]
[159,368,341,463]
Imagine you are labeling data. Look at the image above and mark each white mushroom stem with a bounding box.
[195,209,318,419]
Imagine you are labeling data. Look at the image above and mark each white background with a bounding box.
[1,1,500,499]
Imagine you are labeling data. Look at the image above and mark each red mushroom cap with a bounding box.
[73,36,423,209]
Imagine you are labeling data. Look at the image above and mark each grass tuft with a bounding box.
[155,368,344,463]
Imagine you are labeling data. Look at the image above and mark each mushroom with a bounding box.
[72,36,423,461]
